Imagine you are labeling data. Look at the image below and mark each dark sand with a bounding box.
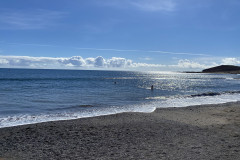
[1,102,240,160]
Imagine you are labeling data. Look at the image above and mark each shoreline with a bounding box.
[1,102,240,159]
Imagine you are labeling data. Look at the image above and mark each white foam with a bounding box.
[0,93,239,128]
[155,93,240,108]
[0,103,155,128]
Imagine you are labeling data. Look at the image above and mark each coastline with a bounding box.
[1,102,240,159]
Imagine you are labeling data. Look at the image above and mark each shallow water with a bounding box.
[1,68,240,128]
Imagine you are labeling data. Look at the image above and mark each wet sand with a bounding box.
[0,102,240,160]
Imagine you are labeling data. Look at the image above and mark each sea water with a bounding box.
[0,68,240,128]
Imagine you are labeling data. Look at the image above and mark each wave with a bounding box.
[0,103,155,128]
[189,91,240,98]
[1,91,240,129]
[47,105,95,111]
[146,90,240,100]
[156,91,240,109]
[190,92,221,97]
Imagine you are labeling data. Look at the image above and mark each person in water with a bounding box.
[151,85,154,90]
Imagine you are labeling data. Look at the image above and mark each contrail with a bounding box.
[6,42,57,47]
[75,48,140,52]
[2,42,210,56]
[76,47,210,56]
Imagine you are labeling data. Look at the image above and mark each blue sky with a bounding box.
[0,0,240,71]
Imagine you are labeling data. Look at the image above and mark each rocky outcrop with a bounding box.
[202,65,240,74]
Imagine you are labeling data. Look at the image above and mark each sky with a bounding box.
[0,0,240,71]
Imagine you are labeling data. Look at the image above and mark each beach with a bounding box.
[0,102,240,160]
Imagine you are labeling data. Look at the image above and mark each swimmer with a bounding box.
[151,85,154,90]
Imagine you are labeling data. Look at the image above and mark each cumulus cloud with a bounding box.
[107,57,132,68]
[95,56,106,67]
[221,58,240,65]
[0,55,135,69]
[0,58,8,64]
[60,56,86,67]
[0,55,238,71]
[0,56,60,68]
[174,59,209,69]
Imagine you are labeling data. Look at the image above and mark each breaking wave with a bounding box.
[1,91,240,128]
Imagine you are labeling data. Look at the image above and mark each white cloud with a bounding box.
[95,56,106,67]
[139,57,152,61]
[85,57,96,65]
[132,62,165,68]
[107,57,132,68]
[0,9,65,30]
[0,59,8,64]
[221,58,240,65]
[60,56,86,67]
[0,55,238,71]
[0,55,165,70]
[0,55,134,69]
[101,0,176,12]
[174,59,209,69]
[130,0,176,12]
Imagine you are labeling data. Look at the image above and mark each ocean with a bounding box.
[1,68,240,128]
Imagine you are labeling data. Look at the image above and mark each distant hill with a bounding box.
[202,65,240,74]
